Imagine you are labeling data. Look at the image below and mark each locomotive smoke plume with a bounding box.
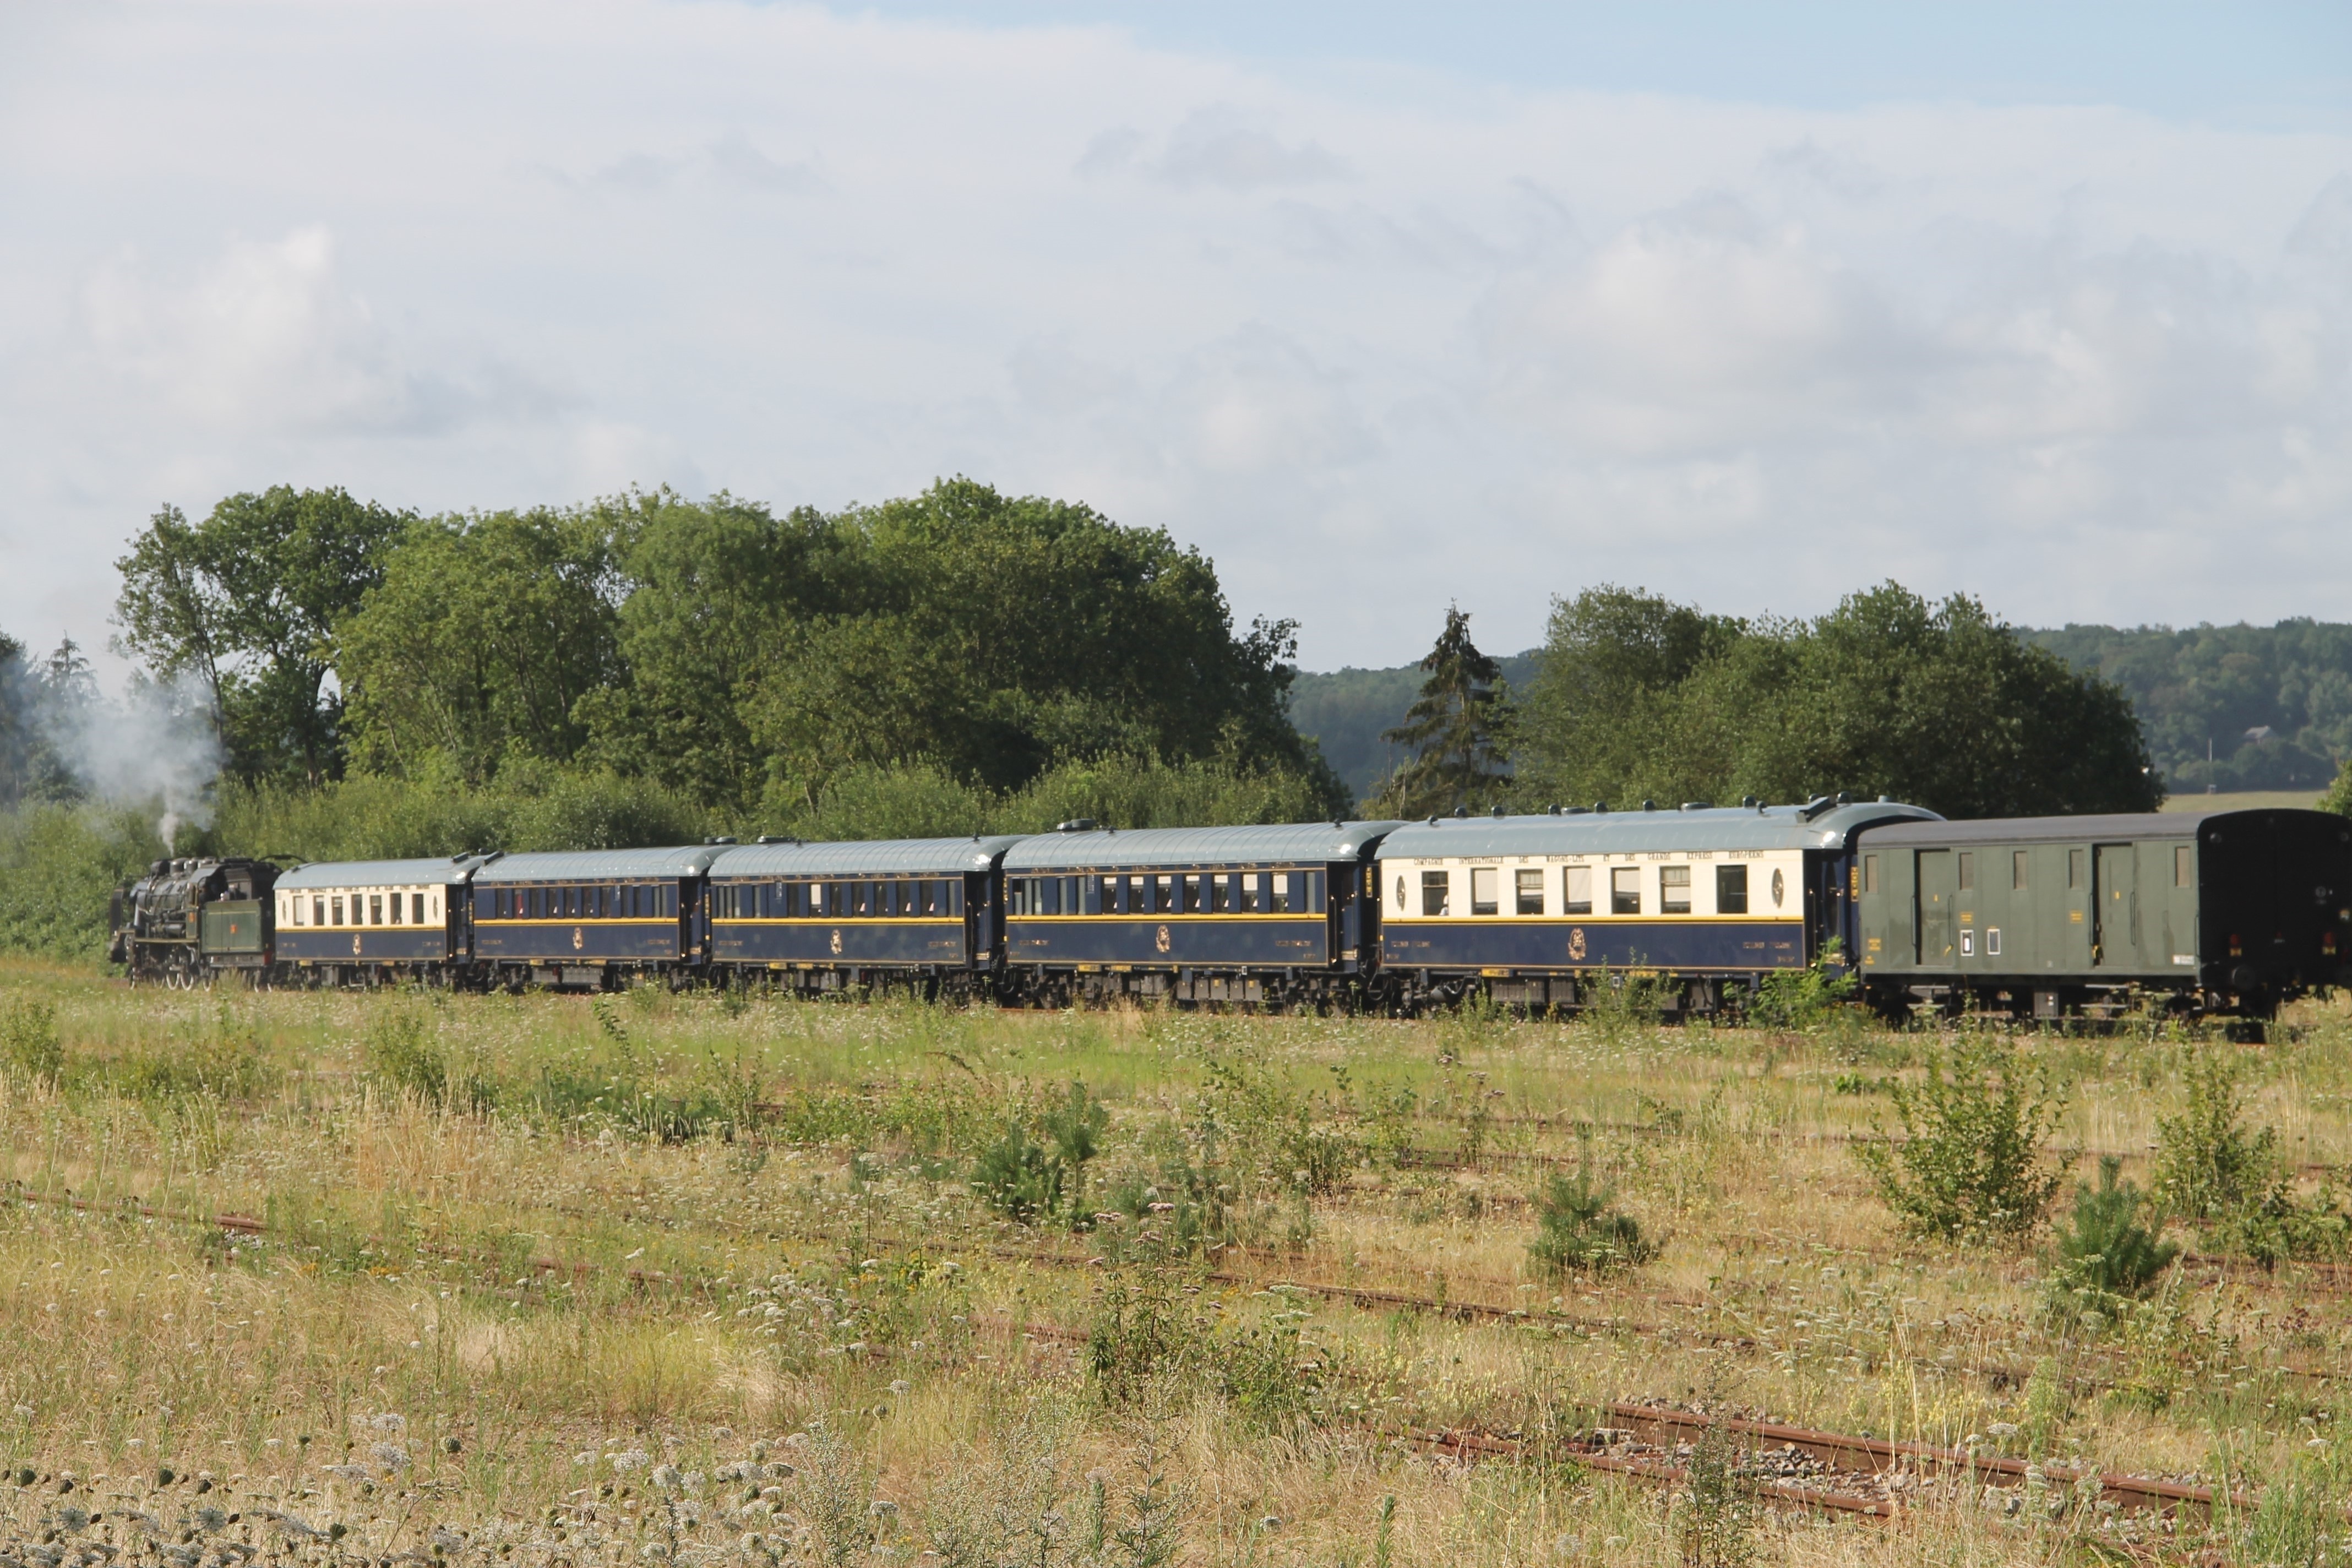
[30,662,224,847]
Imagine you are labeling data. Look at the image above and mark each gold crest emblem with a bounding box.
[351,934,362,956]
[830,928,844,955]
[1567,927,1586,961]
[572,926,585,951]
[1155,924,1171,954]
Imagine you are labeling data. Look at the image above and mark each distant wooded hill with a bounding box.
[1293,621,2352,804]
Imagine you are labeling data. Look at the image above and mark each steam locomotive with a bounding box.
[111,798,2352,1021]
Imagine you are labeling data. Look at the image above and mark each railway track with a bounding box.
[5,1182,2292,1537]
[975,1313,2225,1527]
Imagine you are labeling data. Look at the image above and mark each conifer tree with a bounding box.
[1370,605,1512,817]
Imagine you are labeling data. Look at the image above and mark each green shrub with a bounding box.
[1747,939,1859,1030]
[2244,1444,2349,1568]
[2044,1156,2179,1327]
[1672,1371,1758,1568]
[0,803,162,960]
[2209,1178,2352,1268]
[1526,1167,1657,1276]
[0,994,62,1084]
[362,1006,494,1113]
[1086,1256,1205,1407]
[365,1009,448,1104]
[1199,1055,1359,1198]
[1854,1038,2067,1243]
[2152,1049,2279,1221]
[971,1081,1109,1226]
[973,1123,1067,1224]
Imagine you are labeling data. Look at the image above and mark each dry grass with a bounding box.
[1,957,2349,1565]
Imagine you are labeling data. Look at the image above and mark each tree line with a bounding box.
[2026,620,2352,793]
[106,479,1342,823]
[0,477,2225,956]
[1368,584,2166,821]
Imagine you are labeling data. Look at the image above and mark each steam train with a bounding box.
[110,798,2352,1021]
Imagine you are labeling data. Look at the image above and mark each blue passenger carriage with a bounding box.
[1374,799,1939,1014]
[274,854,494,986]
[999,820,1401,1008]
[471,846,722,989]
[705,836,1028,998]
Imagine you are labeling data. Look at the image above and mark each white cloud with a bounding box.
[0,0,2345,675]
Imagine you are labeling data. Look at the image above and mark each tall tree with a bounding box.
[1510,582,2160,818]
[336,509,623,782]
[1511,586,1744,810]
[1370,605,1512,817]
[581,479,1346,816]
[0,630,30,809]
[115,486,410,784]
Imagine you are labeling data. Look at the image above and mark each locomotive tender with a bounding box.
[110,799,2352,1020]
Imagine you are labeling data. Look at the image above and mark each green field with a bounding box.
[2,967,2350,1565]
[2160,791,2324,813]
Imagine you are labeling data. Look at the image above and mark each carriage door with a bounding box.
[2094,844,2137,968]
[1915,851,1954,967]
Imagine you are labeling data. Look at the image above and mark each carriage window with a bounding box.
[1097,876,1120,914]
[1210,874,1232,913]
[369,895,383,925]
[1420,870,1450,917]
[316,898,328,927]
[1155,875,1175,913]
[1717,864,1749,914]
[1469,867,1499,916]
[1957,853,1974,891]
[1306,872,1323,909]
[1610,867,1641,915]
[1862,854,1878,894]
[1516,868,1545,916]
[333,897,345,925]
[1262,872,1285,913]
[1239,874,1261,913]
[1008,880,1027,917]
[2013,851,2030,891]
[2174,845,2192,887]
[903,880,922,915]
[415,892,428,925]
[1565,865,1592,915]
[389,891,403,924]
[2068,848,2084,889]
[1660,865,1691,913]
[1173,875,1194,913]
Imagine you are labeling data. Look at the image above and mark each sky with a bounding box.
[1,2,2346,677]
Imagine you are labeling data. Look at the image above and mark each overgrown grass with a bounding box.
[0,960,2347,1564]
